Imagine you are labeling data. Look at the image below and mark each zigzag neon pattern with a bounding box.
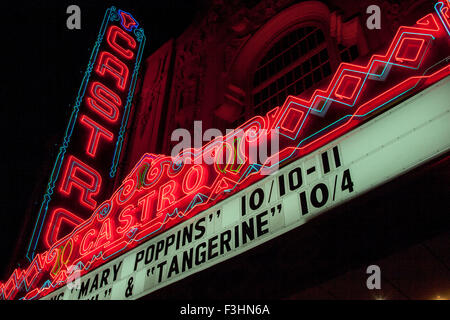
[1,3,450,300]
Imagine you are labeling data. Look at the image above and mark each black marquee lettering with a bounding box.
[250,188,264,211]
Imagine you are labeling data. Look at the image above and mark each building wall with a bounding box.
[112,0,450,300]
[121,0,432,181]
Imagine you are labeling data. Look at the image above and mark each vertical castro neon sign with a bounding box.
[26,7,146,260]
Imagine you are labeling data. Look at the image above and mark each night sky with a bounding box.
[0,0,200,280]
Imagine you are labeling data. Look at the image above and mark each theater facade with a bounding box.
[1,0,449,300]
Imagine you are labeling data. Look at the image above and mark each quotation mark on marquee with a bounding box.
[67,5,81,30]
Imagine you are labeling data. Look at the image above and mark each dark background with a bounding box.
[0,0,201,280]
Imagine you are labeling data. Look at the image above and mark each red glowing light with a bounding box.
[2,6,449,300]
[137,190,157,223]
[279,108,306,135]
[334,74,363,100]
[182,165,207,194]
[44,208,84,248]
[117,205,137,234]
[79,229,96,256]
[395,37,426,63]
[79,115,114,157]
[95,51,130,90]
[28,7,144,257]
[107,25,136,59]
[94,218,113,248]
[158,181,177,212]
[417,13,440,31]
[59,155,102,210]
[119,10,138,31]
[86,81,122,123]
[436,0,450,35]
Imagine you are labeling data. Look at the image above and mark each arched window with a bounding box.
[224,2,365,128]
[251,27,359,120]
[252,26,331,117]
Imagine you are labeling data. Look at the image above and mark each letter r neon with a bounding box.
[59,155,102,210]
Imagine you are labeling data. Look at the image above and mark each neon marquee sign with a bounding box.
[1,1,450,300]
[26,7,146,258]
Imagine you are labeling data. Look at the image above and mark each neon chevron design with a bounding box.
[272,19,436,142]
[1,3,450,300]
